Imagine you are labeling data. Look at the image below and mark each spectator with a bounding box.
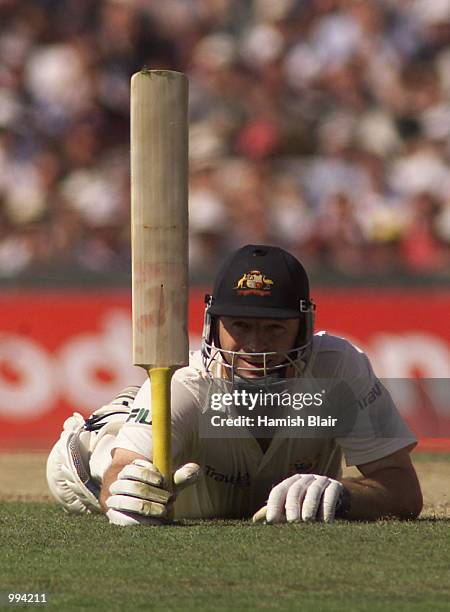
[0,0,448,280]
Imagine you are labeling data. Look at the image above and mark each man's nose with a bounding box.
[244,327,267,352]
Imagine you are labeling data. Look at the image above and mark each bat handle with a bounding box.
[148,366,174,492]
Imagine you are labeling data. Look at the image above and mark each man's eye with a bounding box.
[233,321,250,331]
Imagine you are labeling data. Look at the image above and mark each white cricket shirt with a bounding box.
[111,333,416,518]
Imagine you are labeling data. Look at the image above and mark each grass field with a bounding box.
[1,453,449,611]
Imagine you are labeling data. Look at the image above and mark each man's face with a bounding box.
[218,316,300,379]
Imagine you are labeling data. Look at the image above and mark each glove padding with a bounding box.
[252,474,344,524]
[106,459,200,526]
[46,412,101,515]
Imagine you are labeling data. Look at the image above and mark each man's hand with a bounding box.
[106,459,200,526]
[252,474,345,524]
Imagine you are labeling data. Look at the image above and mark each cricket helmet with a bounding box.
[201,244,315,382]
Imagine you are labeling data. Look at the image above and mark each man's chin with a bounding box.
[237,371,264,380]
[235,362,277,379]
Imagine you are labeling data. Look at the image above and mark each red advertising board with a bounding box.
[0,288,448,450]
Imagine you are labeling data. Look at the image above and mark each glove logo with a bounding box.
[235,270,273,296]
[289,455,319,475]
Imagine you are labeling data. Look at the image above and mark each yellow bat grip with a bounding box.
[148,366,173,491]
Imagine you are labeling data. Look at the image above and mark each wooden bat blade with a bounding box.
[131,70,189,369]
[131,69,189,489]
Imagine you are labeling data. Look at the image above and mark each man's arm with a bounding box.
[340,447,423,520]
[99,448,147,513]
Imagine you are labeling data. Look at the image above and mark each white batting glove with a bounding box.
[252,474,345,524]
[106,459,200,526]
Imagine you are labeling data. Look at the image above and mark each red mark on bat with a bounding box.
[137,286,167,330]
[157,284,165,326]
[137,314,158,330]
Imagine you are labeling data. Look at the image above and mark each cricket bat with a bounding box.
[130,70,189,488]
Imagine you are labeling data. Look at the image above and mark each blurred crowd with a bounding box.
[0,0,449,282]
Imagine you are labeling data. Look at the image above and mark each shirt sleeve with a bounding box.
[334,341,417,467]
[111,376,199,461]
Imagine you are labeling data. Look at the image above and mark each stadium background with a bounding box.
[0,0,448,451]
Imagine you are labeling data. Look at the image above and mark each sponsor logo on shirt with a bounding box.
[358,382,382,411]
[126,407,152,425]
[205,464,251,487]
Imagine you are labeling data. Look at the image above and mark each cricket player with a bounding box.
[47,245,423,525]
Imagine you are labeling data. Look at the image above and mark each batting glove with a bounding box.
[252,474,346,524]
[106,459,200,526]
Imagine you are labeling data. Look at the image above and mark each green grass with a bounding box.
[413,452,450,463]
[1,504,449,611]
